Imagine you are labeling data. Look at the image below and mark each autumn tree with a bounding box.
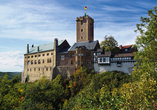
[133,7,157,79]
[100,35,119,53]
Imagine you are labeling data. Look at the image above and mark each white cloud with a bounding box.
[0,51,24,72]
[95,22,138,45]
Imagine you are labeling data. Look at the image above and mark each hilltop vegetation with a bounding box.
[0,66,157,110]
[0,68,131,110]
[0,72,20,80]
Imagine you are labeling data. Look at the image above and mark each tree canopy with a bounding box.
[100,35,119,53]
[133,7,157,79]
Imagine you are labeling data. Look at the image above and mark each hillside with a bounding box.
[0,72,20,80]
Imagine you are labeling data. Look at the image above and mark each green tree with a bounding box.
[133,7,157,80]
[100,35,119,53]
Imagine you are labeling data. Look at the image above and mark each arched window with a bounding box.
[34,60,37,64]
[47,59,49,63]
[43,59,44,63]
[38,60,41,64]
[27,61,30,65]
[31,60,33,65]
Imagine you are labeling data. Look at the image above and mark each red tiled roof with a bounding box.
[119,45,132,49]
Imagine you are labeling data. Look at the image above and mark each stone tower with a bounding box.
[76,15,94,42]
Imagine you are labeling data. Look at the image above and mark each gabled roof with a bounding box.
[58,46,71,54]
[26,40,65,54]
[68,41,99,51]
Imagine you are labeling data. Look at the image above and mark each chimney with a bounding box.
[37,46,39,52]
[27,44,29,53]
[119,45,122,49]
[54,38,58,47]
[54,38,58,67]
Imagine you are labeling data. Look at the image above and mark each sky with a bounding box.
[0,0,156,72]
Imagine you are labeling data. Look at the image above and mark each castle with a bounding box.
[22,14,137,82]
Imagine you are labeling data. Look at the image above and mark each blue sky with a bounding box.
[0,0,156,72]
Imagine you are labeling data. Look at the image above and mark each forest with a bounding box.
[0,7,157,110]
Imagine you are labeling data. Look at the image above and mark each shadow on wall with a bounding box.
[51,67,72,80]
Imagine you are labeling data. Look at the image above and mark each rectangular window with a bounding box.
[31,56,33,58]
[86,53,91,56]
[103,58,106,62]
[43,54,45,56]
[51,53,53,55]
[87,61,90,64]
[34,68,36,71]
[38,54,40,57]
[71,54,74,57]
[78,60,80,65]
[35,55,37,57]
[61,55,64,60]
[81,53,83,56]
[81,61,83,64]
[28,56,30,58]
[100,58,102,62]
[38,68,40,71]
[81,29,83,32]
[47,53,49,56]
[78,53,80,56]
[46,68,48,71]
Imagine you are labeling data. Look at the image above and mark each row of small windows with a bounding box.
[111,57,132,60]
[98,57,110,63]
[27,58,52,65]
[78,53,91,56]
[70,53,91,57]
[27,67,52,71]
[26,53,53,59]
